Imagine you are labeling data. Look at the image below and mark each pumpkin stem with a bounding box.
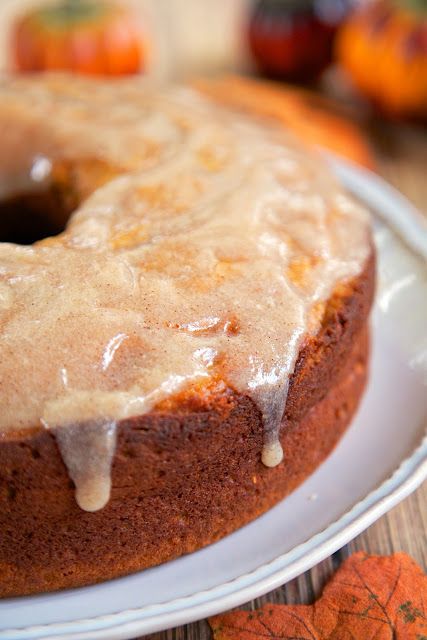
[36,0,109,28]
[395,0,427,16]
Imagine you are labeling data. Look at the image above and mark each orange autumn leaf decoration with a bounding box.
[209,553,427,640]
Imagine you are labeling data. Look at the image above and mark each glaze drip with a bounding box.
[54,419,117,512]
[0,75,371,511]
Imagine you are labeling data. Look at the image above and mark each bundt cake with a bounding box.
[0,74,375,597]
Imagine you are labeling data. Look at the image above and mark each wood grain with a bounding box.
[141,121,427,640]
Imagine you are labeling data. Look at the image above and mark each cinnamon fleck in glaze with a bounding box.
[0,75,371,511]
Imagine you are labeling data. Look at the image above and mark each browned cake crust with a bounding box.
[0,252,374,597]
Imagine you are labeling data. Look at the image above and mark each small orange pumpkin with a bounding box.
[12,0,145,76]
[336,0,427,119]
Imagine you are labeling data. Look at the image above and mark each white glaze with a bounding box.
[0,75,371,511]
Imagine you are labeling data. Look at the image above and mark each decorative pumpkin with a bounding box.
[336,0,427,118]
[12,0,145,75]
[247,0,352,82]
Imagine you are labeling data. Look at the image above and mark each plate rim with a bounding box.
[3,157,427,640]
[7,438,426,640]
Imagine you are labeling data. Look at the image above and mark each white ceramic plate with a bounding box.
[1,158,426,640]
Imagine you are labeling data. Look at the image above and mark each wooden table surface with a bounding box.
[141,121,427,640]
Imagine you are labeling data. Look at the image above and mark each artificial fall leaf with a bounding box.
[209,552,427,640]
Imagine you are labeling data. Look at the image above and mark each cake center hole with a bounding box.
[0,193,71,245]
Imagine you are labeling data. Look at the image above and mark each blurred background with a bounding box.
[0,0,248,78]
[0,0,425,210]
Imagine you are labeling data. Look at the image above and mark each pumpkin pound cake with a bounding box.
[0,75,375,597]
